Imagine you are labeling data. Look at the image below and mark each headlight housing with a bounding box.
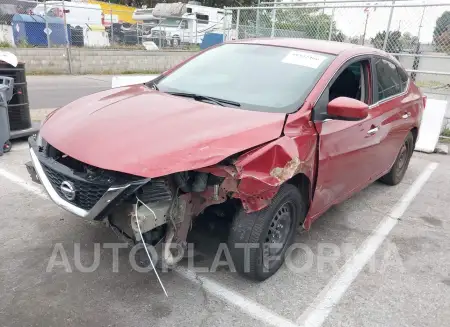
[34,108,58,148]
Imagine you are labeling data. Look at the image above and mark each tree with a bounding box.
[400,32,419,50]
[434,11,450,42]
[331,31,345,42]
[436,31,450,53]
[349,36,360,44]
[303,13,337,40]
[371,30,402,53]
[244,6,324,38]
[274,10,342,41]
[434,11,450,52]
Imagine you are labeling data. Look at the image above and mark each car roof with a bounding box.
[234,38,386,57]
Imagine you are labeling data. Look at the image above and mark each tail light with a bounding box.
[422,95,427,109]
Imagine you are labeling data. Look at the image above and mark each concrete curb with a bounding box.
[30,108,56,122]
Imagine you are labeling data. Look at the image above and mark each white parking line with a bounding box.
[0,168,301,327]
[175,266,300,327]
[0,168,47,198]
[296,162,439,327]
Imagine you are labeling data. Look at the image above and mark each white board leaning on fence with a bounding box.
[111,75,157,89]
[415,98,447,153]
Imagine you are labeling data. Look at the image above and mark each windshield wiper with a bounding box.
[149,82,159,91]
[167,92,241,107]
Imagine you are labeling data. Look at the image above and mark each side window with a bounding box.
[196,14,209,24]
[329,61,368,104]
[181,20,188,29]
[313,59,370,121]
[375,58,402,100]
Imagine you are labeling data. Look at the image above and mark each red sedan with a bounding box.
[26,38,425,281]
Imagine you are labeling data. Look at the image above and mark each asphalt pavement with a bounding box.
[0,140,449,327]
[27,75,114,110]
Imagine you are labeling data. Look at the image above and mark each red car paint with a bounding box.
[327,97,369,119]
[40,86,286,177]
[41,39,423,229]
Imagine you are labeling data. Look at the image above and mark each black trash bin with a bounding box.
[71,26,84,47]
[0,76,14,156]
[0,61,38,139]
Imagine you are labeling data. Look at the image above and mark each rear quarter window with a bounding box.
[375,58,402,101]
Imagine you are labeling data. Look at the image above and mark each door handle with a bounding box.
[402,112,411,119]
[367,127,379,135]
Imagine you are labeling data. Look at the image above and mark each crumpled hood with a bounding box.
[41,85,286,177]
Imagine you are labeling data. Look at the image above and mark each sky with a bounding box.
[299,0,450,43]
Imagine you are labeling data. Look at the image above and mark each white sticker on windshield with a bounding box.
[281,51,327,69]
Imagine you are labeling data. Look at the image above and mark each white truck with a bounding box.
[32,1,103,27]
[32,1,109,47]
[135,2,234,47]
[132,7,161,41]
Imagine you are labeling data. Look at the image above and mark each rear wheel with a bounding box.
[379,132,414,185]
[228,184,307,281]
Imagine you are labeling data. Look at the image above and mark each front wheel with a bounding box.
[379,132,414,185]
[228,184,307,281]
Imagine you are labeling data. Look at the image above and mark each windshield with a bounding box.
[143,19,160,25]
[159,17,182,27]
[157,44,335,113]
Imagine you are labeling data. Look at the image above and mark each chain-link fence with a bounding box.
[0,0,130,48]
[0,0,231,50]
[225,1,450,82]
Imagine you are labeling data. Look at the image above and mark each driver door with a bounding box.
[309,56,384,219]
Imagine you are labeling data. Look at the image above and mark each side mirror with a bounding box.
[327,97,369,120]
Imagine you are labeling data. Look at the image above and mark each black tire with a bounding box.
[228,184,307,281]
[379,132,414,186]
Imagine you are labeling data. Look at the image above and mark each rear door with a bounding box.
[309,56,386,218]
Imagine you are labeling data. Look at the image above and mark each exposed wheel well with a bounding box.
[411,127,418,145]
[287,173,311,212]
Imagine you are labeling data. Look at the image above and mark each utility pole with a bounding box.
[256,0,260,37]
[328,7,335,41]
[109,0,114,45]
[382,0,395,51]
[412,7,426,81]
[62,1,72,74]
[362,8,369,45]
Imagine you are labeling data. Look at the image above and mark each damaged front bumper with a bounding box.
[26,137,147,220]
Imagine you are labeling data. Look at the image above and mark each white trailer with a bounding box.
[32,1,108,47]
[32,1,103,27]
[135,2,234,46]
[132,8,161,41]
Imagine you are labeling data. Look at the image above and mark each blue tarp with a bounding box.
[200,33,223,50]
[12,14,70,46]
